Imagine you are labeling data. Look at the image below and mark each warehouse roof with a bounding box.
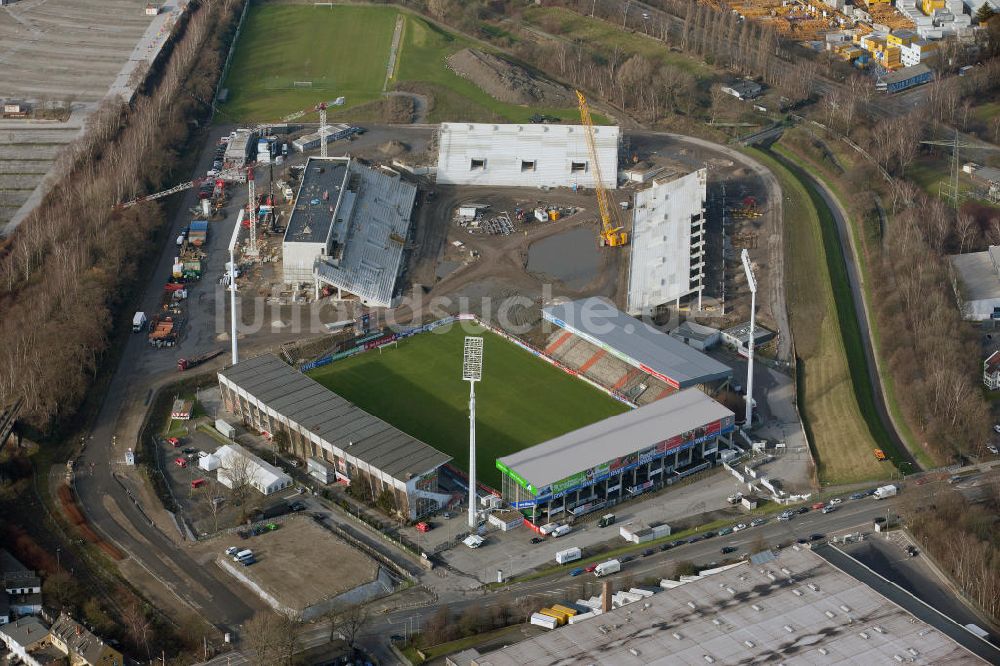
[882,63,931,85]
[219,355,450,480]
[497,388,732,490]
[284,157,350,245]
[949,246,1000,301]
[542,298,731,388]
[476,546,986,665]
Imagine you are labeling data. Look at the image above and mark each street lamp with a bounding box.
[741,249,757,429]
[227,207,242,365]
[463,336,484,529]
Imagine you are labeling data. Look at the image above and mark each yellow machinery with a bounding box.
[576,90,628,248]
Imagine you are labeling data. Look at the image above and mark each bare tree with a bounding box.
[244,611,298,666]
[220,447,258,509]
[328,603,370,656]
[122,600,152,661]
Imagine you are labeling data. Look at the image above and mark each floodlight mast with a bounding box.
[741,249,757,429]
[462,336,484,529]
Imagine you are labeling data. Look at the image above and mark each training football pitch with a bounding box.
[307,325,628,489]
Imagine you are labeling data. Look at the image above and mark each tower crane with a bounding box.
[921,129,1000,207]
[114,97,344,209]
[576,90,628,247]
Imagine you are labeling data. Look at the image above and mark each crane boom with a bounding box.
[576,90,627,247]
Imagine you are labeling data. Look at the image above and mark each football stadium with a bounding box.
[219,303,736,524]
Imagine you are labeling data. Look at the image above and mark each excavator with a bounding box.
[576,90,628,248]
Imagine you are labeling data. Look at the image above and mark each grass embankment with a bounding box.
[220,5,597,124]
[402,625,526,664]
[774,132,931,469]
[308,324,626,489]
[744,147,887,484]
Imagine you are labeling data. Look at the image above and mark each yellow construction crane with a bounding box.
[576,90,628,248]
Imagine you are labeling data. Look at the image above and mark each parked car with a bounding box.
[987,444,999,455]
[174,457,188,468]
[749,518,766,527]
[993,424,1000,434]
[225,546,239,556]
[849,492,864,500]
[797,507,809,514]
[569,567,585,577]
[796,537,809,544]
[720,546,738,554]
[289,501,306,512]
[620,555,635,563]
[717,527,734,536]
[182,447,197,454]
[659,543,673,552]
[703,531,717,539]
[906,546,919,557]
[642,548,655,558]
[734,523,747,532]
[530,536,544,545]
[442,512,453,519]
[289,459,302,468]
[809,533,825,541]
[584,563,599,573]
[821,506,836,514]
[829,498,843,505]
[191,478,206,489]
[811,502,826,510]
[415,522,431,533]
[166,437,181,447]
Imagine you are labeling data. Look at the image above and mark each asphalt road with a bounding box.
[776,153,919,471]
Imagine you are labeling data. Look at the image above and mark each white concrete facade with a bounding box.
[435,123,619,188]
[627,169,707,316]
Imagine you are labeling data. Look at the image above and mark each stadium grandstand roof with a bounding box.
[497,388,733,490]
[284,157,350,245]
[218,355,450,480]
[476,545,989,665]
[542,297,731,388]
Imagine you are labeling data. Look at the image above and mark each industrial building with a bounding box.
[876,63,934,93]
[496,388,735,522]
[542,298,732,390]
[473,545,991,665]
[948,246,1000,320]
[627,169,708,315]
[669,321,721,352]
[720,80,762,100]
[213,443,293,496]
[218,354,452,519]
[721,322,777,357]
[291,123,359,153]
[282,157,416,308]
[435,122,619,188]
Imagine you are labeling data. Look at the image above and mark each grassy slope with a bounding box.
[220,5,398,120]
[774,133,932,469]
[393,14,589,123]
[745,148,885,484]
[521,6,713,79]
[307,325,626,489]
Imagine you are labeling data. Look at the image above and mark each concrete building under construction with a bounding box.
[282,157,416,308]
[627,169,708,316]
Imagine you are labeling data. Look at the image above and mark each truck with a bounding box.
[539,522,558,536]
[597,513,616,528]
[188,220,209,247]
[552,524,572,538]
[873,484,897,500]
[132,311,147,332]
[147,316,177,347]
[594,559,621,577]
[177,349,224,371]
[555,547,582,565]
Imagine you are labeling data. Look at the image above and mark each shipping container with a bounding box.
[555,547,582,564]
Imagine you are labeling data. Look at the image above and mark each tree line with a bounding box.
[0,0,245,429]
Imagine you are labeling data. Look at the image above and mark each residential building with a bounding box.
[49,612,123,666]
[876,63,934,93]
[0,550,42,620]
[0,616,58,666]
[984,350,1000,390]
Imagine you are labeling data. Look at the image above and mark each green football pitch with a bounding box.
[307,324,628,490]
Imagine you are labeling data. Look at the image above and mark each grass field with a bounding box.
[220,5,398,121]
[307,325,627,489]
[220,5,596,124]
[745,148,886,485]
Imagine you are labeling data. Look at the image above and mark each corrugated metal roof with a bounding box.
[542,297,731,388]
[497,388,733,489]
[219,355,451,480]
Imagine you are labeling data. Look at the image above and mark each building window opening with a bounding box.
[521,160,536,172]
[470,158,486,170]
[571,161,588,173]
